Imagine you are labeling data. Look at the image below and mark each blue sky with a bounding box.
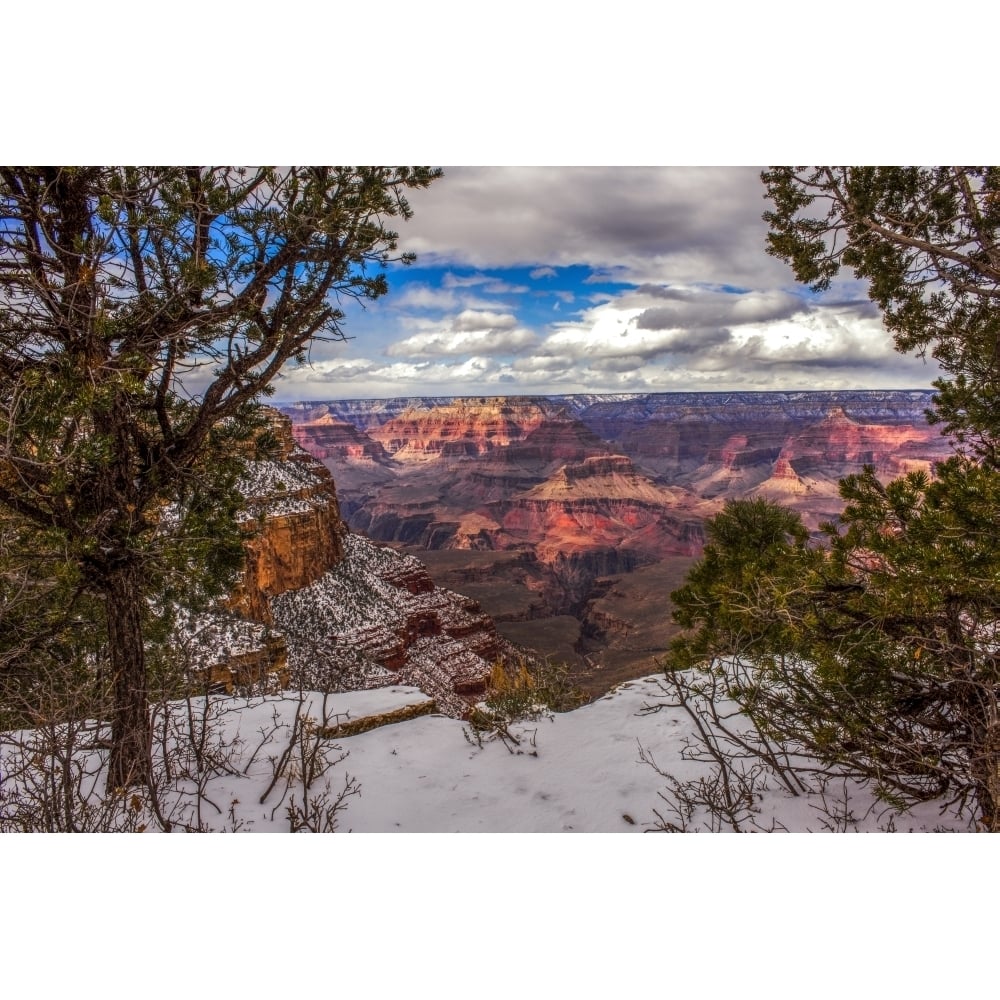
[273,167,940,402]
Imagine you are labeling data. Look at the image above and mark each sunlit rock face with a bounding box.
[367,398,551,462]
[479,454,714,609]
[776,405,937,477]
[228,412,348,624]
[290,415,392,464]
[574,391,951,479]
[208,411,517,714]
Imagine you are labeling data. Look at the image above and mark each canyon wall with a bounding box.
[229,412,348,624]
[281,391,956,693]
[205,411,519,712]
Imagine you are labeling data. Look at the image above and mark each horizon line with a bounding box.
[274,387,938,406]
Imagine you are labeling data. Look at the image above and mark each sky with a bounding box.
[273,166,940,402]
[14,2,984,413]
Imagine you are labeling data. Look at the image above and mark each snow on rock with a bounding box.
[270,534,519,717]
[170,608,289,692]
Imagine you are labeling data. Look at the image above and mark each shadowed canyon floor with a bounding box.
[283,391,953,697]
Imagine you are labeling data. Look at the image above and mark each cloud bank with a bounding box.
[273,168,940,400]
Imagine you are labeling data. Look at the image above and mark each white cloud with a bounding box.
[503,284,941,388]
[392,284,461,310]
[452,309,518,332]
[386,308,538,358]
[387,328,538,358]
[441,272,493,289]
[440,271,528,295]
[511,353,576,373]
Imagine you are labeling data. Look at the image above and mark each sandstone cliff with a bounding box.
[290,415,392,464]
[181,410,518,714]
[228,412,348,623]
[367,397,556,464]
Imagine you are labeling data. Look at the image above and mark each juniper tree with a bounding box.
[762,166,1000,465]
[663,167,1000,830]
[0,166,441,789]
[668,470,1000,829]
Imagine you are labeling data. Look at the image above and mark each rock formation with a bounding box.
[281,391,957,688]
[369,398,551,462]
[228,411,347,624]
[290,414,392,464]
[269,534,520,717]
[181,409,520,714]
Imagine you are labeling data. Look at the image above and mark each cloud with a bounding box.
[391,282,514,314]
[530,266,557,279]
[386,309,537,358]
[590,355,649,373]
[498,282,940,389]
[641,328,733,355]
[392,284,462,311]
[452,309,518,332]
[388,328,538,358]
[280,355,501,387]
[440,271,528,295]
[441,272,493,289]
[273,332,938,399]
[511,353,576,373]
[402,166,791,287]
[634,288,803,331]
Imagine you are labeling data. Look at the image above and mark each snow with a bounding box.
[237,457,324,499]
[2,622,990,1000]
[3,675,972,833]
[272,534,427,636]
[172,606,272,661]
[234,454,330,521]
[312,676,972,833]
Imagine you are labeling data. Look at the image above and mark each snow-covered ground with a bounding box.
[7,671,989,998]
[3,674,972,833]
[278,676,972,833]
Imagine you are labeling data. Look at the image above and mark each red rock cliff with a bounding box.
[227,411,347,623]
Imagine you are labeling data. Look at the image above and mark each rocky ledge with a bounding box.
[177,410,521,713]
[270,534,522,717]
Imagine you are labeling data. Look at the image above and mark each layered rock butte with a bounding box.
[185,411,520,716]
[285,391,955,694]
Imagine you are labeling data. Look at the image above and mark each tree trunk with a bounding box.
[966,691,1000,833]
[104,558,152,791]
[975,740,1000,833]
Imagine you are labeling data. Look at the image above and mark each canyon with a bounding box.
[183,412,520,717]
[284,391,955,695]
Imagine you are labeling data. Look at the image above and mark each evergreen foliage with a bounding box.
[665,167,1000,829]
[668,463,1000,827]
[0,166,441,788]
[762,166,1000,465]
